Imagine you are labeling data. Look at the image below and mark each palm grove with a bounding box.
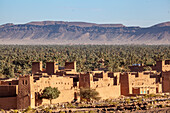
[0,45,170,78]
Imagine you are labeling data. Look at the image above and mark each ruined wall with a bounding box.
[0,97,17,110]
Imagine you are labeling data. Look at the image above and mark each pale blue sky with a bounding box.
[0,0,170,27]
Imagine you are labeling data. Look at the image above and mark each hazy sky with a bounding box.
[0,0,170,27]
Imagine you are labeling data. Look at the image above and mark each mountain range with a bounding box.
[0,21,170,45]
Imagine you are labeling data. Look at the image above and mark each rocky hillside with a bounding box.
[0,21,170,45]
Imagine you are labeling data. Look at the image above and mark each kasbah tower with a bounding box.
[0,60,170,109]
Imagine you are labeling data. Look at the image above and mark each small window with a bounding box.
[56,82,57,84]
[25,80,27,85]
[9,83,11,85]
[22,80,24,85]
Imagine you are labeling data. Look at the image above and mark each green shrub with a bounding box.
[59,111,65,113]
[22,106,33,113]
[42,107,52,113]
[89,110,97,113]
[53,105,57,109]
[66,103,76,108]
[13,109,18,113]
[38,106,44,109]
[0,109,5,112]
[125,99,131,103]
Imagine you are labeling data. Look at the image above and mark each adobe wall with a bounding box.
[0,80,18,85]
[162,71,170,93]
[32,62,42,74]
[152,60,170,72]
[162,60,170,71]
[157,84,162,93]
[114,72,120,85]
[46,62,58,75]
[0,97,17,110]
[34,76,74,92]
[128,72,159,94]
[41,89,75,104]
[34,75,75,106]
[79,73,92,88]
[153,61,162,72]
[96,85,120,99]
[0,85,18,97]
[90,77,114,89]
[132,88,140,94]
[120,73,129,96]
[65,61,76,72]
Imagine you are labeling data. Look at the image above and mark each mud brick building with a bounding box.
[128,59,170,94]
[0,61,78,109]
[129,60,170,72]
[120,71,162,96]
[0,60,170,110]
[0,61,121,109]
[79,71,120,99]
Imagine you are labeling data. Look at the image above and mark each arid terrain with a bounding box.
[0,21,170,45]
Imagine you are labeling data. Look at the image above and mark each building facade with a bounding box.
[0,60,170,110]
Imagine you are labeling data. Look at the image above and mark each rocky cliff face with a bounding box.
[0,21,170,45]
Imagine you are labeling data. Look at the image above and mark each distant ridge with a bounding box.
[26,21,125,27]
[151,22,170,27]
[0,21,170,45]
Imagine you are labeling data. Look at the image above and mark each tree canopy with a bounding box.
[41,86,60,104]
[80,88,101,101]
[0,45,170,78]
